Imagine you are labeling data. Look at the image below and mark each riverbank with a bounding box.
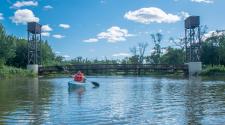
[201,65,225,76]
[0,66,36,79]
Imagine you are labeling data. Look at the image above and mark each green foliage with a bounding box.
[0,24,16,65]
[147,54,160,64]
[201,32,225,65]
[160,47,185,64]
[201,65,225,76]
[6,38,27,68]
[41,41,56,65]
[0,23,64,78]
[64,56,120,65]
[0,23,60,69]
[2,22,225,77]
[148,33,163,64]
[0,66,36,78]
[129,42,148,64]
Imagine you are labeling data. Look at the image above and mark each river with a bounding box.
[0,76,225,125]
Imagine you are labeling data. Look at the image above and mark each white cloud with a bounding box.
[83,38,99,43]
[11,9,39,25]
[44,5,53,10]
[84,26,133,43]
[112,53,131,57]
[203,30,225,41]
[179,11,190,19]
[41,32,50,37]
[124,7,181,24]
[97,26,133,43]
[52,34,65,39]
[63,55,70,58]
[59,24,70,29]
[55,51,61,54]
[191,0,214,4]
[11,1,38,8]
[41,25,52,37]
[62,55,71,60]
[0,13,4,20]
[42,25,52,32]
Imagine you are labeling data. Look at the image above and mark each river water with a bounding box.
[0,76,225,125]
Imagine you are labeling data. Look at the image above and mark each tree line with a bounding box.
[61,30,225,66]
[126,31,225,66]
[1,23,225,68]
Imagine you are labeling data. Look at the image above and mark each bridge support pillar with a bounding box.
[188,62,202,75]
[27,64,39,74]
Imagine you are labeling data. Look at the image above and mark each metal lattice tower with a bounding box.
[27,22,42,65]
[185,16,201,62]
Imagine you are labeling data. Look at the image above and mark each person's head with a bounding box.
[77,71,81,74]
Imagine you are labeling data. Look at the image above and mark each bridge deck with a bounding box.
[39,64,188,75]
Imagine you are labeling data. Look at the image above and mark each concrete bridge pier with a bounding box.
[27,64,39,74]
[188,62,202,76]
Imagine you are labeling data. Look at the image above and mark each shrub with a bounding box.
[201,65,225,76]
[0,66,36,78]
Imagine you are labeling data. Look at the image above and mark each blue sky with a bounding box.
[0,0,225,60]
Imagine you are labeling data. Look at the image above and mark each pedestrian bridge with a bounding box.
[39,64,188,75]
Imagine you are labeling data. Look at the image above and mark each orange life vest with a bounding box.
[74,72,84,82]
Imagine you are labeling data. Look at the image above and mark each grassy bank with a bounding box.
[201,65,225,76]
[0,66,36,79]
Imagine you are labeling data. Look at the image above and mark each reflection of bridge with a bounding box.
[39,64,188,75]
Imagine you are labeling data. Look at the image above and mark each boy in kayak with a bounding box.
[74,71,86,83]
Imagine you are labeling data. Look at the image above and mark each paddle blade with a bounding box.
[91,81,100,87]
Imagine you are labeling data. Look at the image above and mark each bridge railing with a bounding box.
[39,64,188,74]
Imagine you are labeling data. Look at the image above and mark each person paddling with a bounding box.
[74,71,86,83]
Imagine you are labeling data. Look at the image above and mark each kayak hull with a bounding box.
[68,81,86,88]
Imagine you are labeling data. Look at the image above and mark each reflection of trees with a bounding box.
[184,77,204,124]
[0,78,54,124]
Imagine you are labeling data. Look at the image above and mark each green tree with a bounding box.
[0,24,16,66]
[0,23,60,67]
[160,47,185,64]
[201,31,225,66]
[40,41,56,66]
[6,38,27,68]
[148,33,163,64]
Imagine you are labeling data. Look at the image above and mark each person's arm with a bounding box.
[71,74,76,78]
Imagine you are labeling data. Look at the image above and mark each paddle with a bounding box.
[85,79,100,87]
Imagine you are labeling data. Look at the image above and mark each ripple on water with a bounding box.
[0,77,225,124]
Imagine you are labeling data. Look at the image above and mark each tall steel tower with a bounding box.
[27,22,42,65]
[185,16,201,62]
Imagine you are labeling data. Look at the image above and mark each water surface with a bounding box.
[0,76,225,125]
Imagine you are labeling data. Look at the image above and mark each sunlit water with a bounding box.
[0,76,225,125]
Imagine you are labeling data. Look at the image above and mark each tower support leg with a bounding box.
[188,62,202,76]
[27,64,39,74]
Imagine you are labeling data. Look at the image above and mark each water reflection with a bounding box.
[68,86,86,95]
[184,76,204,124]
[68,86,86,105]
[0,78,54,124]
[184,77,225,125]
[0,76,225,124]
